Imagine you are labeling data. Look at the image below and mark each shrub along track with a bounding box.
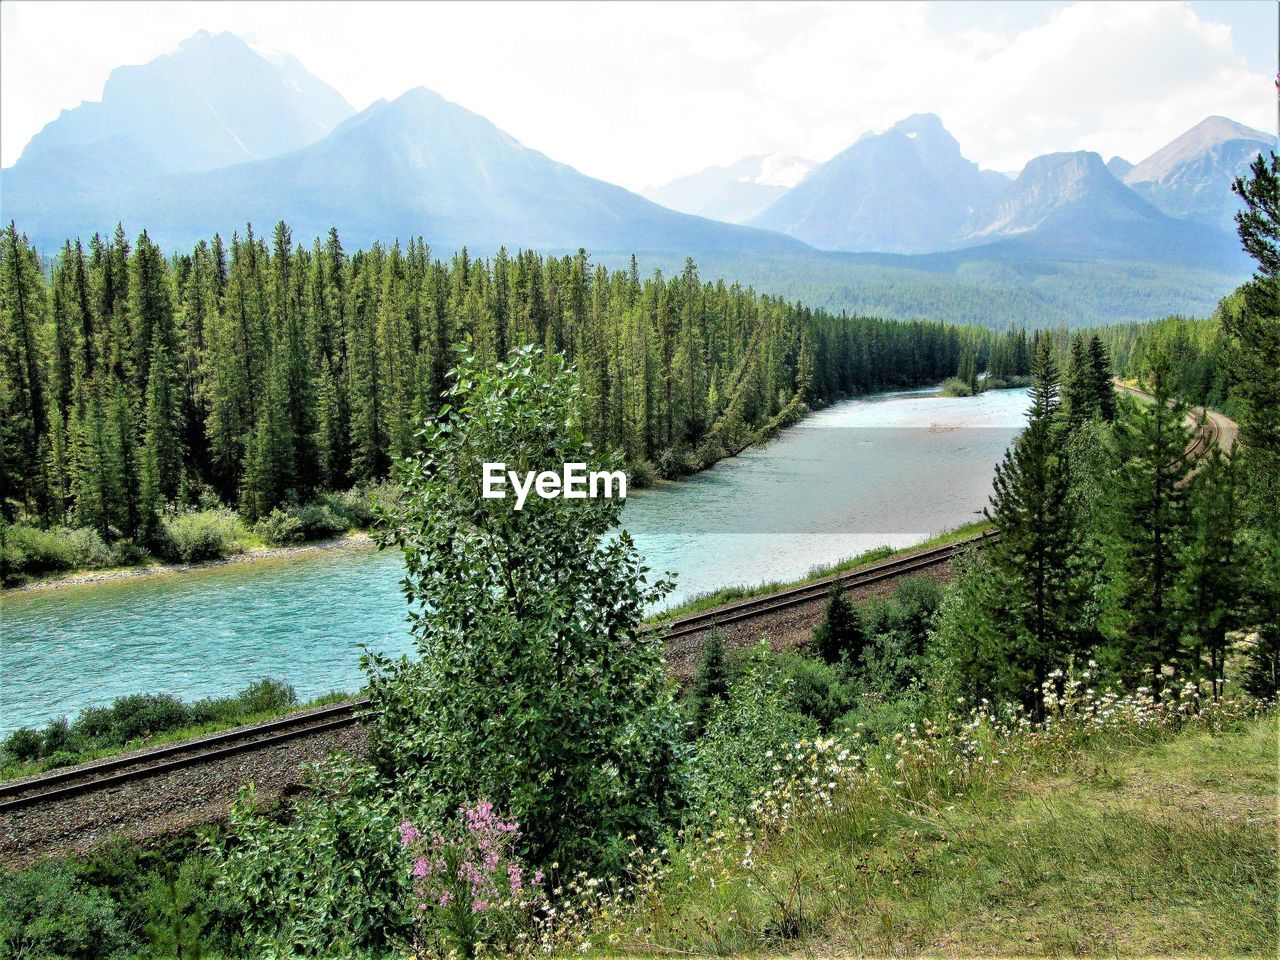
[0,395,1232,868]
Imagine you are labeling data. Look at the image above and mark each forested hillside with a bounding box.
[0,222,1016,553]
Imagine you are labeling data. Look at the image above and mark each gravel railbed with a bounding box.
[0,724,367,869]
[663,562,954,680]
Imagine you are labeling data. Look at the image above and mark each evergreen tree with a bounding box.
[1229,151,1280,697]
[1101,356,1196,689]
[1180,448,1241,698]
[0,223,50,519]
[1087,335,1117,421]
[941,336,1086,715]
[1062,334,1095,429]
[691,629,730,734]
[134,235,184,539]
[811,586,863,665]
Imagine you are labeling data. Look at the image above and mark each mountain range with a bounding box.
[1122,115,1274,232]
[641,154,815,224]
[1,30,1273,325]
[15,31,354,174]
[749,114,1010,254]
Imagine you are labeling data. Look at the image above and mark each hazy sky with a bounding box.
[2,0,1276,188]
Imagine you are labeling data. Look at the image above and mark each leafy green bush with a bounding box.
[1,727,42,762]
[42,716,72,754]
[100,693,191,743]
[0,524,107,583]
[255,499,357,546]
[627,458,657,488]
[317,485,382,529]
[0,834,242,960]
[294,503,348,540]
[62,526,114,569]
[2,678,304,770]
[773,651,857,728]
[0,861,133,960]
[1,524,75,579]
[364,348,685,873]
[655,445,698,479]
[254,506,305,546]
[686,646,820,815]
[941,376,975,397]
[107,537,149,567]
[221,763,410,956]
[161,508,247,563]
[192,678,297,724]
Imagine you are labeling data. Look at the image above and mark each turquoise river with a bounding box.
[0,387,1028,733]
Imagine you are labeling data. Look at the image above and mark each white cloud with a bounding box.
[1,0,1273,186]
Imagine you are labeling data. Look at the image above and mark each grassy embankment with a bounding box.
[649,519,992,623]
[587,707,1278,958]
[0,682,349,783]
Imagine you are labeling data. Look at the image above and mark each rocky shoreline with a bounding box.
[5,532,377,594]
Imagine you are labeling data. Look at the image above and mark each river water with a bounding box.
[0,387,1028,733]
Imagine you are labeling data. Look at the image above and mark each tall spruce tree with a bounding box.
[1087,335,1117,422]
[1180,448,1241,699]
[0,223,50,519]
[1229,151,1280,696]
[1062,333,1096,429]
[976,337,1086,715]
[1101,355,1196,689]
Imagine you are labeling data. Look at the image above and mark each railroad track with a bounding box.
[654,531,998,643]
[0,387,1228,853]
[0,701,364,814]
[0,532,994,822]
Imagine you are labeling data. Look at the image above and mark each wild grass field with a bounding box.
[581,702,1277,958]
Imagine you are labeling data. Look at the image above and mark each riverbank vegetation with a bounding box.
[0,224,1011,584]
[0,680,346,782]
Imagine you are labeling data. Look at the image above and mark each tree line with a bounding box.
[935,153,1280,706]
[0,222,1016,547]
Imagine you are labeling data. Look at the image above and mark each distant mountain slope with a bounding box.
[1124,116,1276,231]
[1106,156,1134,178]
[642,154,815,223]
[954,150,1241,268]
[14,31,354,175]
[749,114,1008,254]
[1,87,809,256]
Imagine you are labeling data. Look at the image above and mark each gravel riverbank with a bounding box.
[4,532,377,594]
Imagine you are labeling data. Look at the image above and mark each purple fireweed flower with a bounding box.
[412,858,429,879]
[398,821,422,846]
